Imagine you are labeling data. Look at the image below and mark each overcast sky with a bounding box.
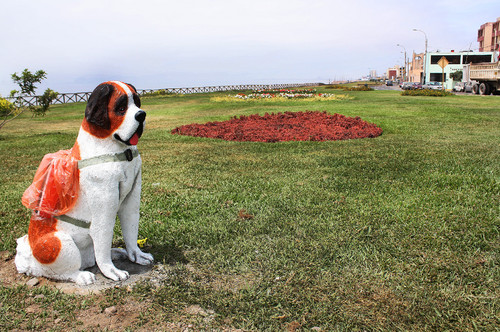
[1,0,499,95]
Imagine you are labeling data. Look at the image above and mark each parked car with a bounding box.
[463,81,474,93]
[452,82,473,92]
[401,82,413,90]
[412,82,423,89]
[453,82,465,92]
[453,81,474,93]
[422,82,443,90]
[386,80,393,86]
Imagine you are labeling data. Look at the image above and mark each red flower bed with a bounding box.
[171,111,382,142]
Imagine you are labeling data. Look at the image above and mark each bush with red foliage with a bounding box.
[171,111,382,143]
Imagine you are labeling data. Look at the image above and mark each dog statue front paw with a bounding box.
[73,271,97,285]
[101,264,130,281]
[128,249,154,265]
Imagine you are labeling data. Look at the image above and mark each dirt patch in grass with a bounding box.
[0,252,244,331]
[75,297,152,331]
[0,251,157,330]
[171,111,383,142]
[0,251,25,287]
[341,282,412,327]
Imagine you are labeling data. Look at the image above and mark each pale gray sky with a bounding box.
[1,0,498,95]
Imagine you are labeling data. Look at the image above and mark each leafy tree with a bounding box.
[1,69,58,130]
[450,70,463,82]
[10,69,47,96]
[34,88,59,116]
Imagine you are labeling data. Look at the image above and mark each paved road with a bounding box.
[373,85,401,91]
[374,85,499,96]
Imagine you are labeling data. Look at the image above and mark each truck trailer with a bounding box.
[464,61,500,95]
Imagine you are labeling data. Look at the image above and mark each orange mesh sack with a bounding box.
[22,148,80,216]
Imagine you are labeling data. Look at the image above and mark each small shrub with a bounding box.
[324,84,344,89]
[0,98,15,117]
[33,89,58,116]
[343,85,374,91]
[401,89,453,97]
[141,90,178,97]
[325,84,373,91]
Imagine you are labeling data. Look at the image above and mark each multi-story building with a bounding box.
[424,51,494,89]
[386,66,403,81]
[478,17,500,52]
[409,52,424,83]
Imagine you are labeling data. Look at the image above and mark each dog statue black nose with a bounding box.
[135,110,146,123]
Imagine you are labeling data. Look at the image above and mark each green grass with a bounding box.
[0,89,498,330]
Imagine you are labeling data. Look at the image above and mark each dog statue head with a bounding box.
[83,81,145,146]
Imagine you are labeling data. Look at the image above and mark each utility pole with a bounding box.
[397,44,407,82]
[413,29,428,84]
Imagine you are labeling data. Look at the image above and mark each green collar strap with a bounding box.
[78,149,139,169]
[57,214,90,229]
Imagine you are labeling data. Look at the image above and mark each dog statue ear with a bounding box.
[125,83,141,108]
[125,83,137,93]
[85,83,114,129]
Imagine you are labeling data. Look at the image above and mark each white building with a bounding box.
[424,51,494,89]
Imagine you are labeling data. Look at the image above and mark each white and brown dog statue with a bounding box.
[15,81,153,285]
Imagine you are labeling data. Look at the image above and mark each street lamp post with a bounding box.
[413,29,428,84]
[397,44,407,82]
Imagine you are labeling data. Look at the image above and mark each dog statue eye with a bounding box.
[114,95,128,115]
[116,106,127,115]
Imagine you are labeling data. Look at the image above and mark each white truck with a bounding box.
[464,61,500,95]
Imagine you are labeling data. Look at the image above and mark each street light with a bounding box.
[413,28,428,83]
[397,44,407,82]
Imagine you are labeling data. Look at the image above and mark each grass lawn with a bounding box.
[0,88,498,330]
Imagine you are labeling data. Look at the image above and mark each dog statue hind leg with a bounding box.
[15,212,97,285]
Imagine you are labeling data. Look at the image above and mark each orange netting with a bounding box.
[22,148,80,216]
